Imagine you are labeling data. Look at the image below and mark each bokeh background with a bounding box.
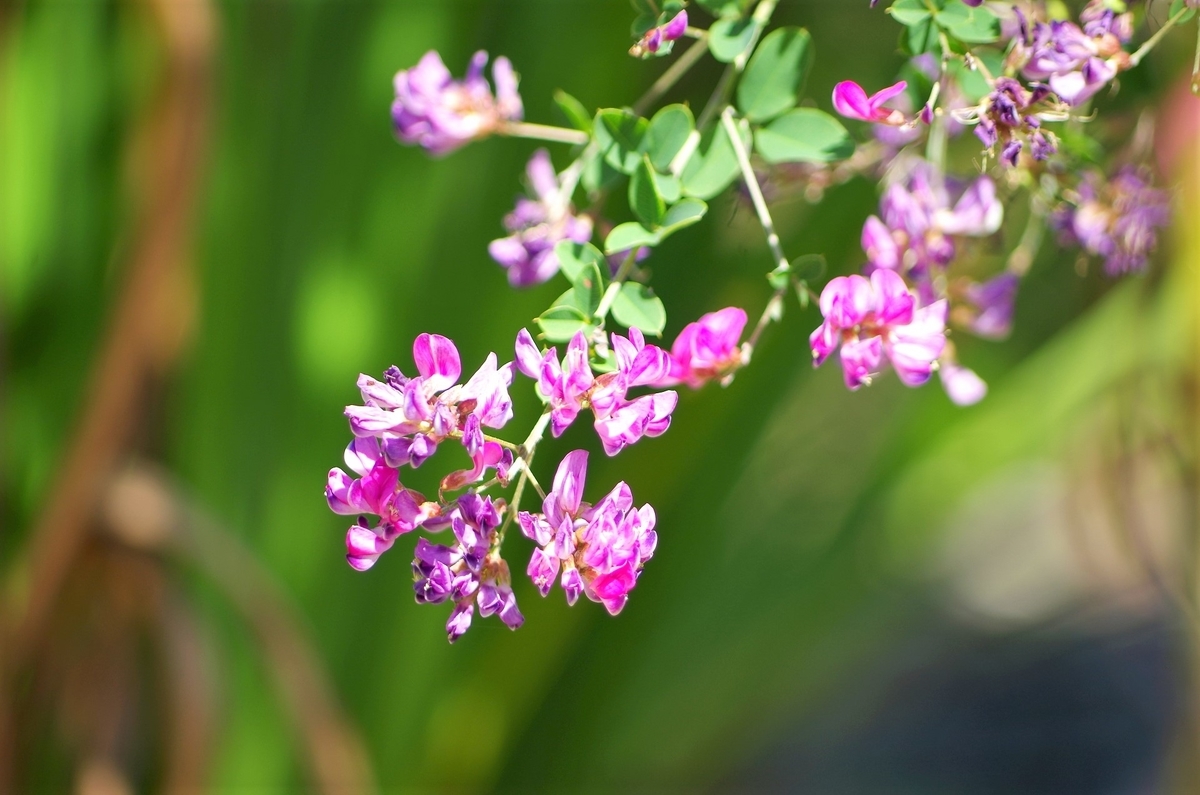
[4,0,1200,792]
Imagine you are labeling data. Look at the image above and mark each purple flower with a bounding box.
[810,269,947,390]
[832,80,910,126]
[326,437,441,571]
[518,451,657,615]
[961,273,1019,339]
[392,50,522,155]
[514,328,678,456]
[344,334,514,468]
[972,78,1058,167]
[630,10,688,58]
[655,307,748,389]
[861,163,1002,287]
[489,149,594,287]
[1056,167,1171,276]
[1014,15,1127,107]
[412,493,523,642]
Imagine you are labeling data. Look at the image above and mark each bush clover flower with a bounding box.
[1054,167,1172,276]
[810,269,947,390]
[860,164,1003,291]
[518,450,657,615]
[412,493,523,642]
[489,149,594,287]
[655,307,748,389]
[832,80,911,126]
[514,328,678,456]
[326,437,442,571]
[1012,4,1132,107]
[392,50,522,155]
[344,333,514,469]
[630,10,688,58]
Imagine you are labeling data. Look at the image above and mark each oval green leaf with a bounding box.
[611,282,667,336]
[753,108,854,164]
[736,27,814,123]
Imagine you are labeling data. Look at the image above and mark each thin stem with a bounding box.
[495,408,553,547]
[1129,7,1190,68]
[633,34,710,116]
[720,107,787,271]
[498,121,590,146]
[1006,187,1049,277]
[721,105,792,360]
[1192,19,1200,92]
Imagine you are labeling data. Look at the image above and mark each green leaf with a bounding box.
[681,122,750,200]
[936,1,1000,44]
[1170,0,1197,21]
[632,12,658,36]
[694,0,748,16]
[658,198,707,239]
[594,109,649,174]
[581,148,623,194]
[571,262,605,316]
[553,90,593,133]
[555,240,606,283]
[902,17,939,55]
[653,171,682,204]
[888,0,932,26]
[643,104,694,171]
[790,253,827,282]
[605,222,660,254]
[611,282,667,336]
[736,27,814,123]
[753,109,855,164]
[708,16,756,63]
[536,306,593,343]
[629,155,667,227]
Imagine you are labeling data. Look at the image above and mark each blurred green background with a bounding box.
[3,0,1199,792]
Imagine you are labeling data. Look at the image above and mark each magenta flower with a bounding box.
[630,10,688,57]
[326,437,441,571]
[832,80,909,126]
[344,334,514,470]
[810,269,947,390]
[514,328,678,456]
[518,450,657,615]
[860,163,1002,293]
[412,493,523,642]
[489,149,594,287]
[392,50,522,156]
[655,307,748,389]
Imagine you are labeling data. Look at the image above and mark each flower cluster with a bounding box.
[811,269,947,390]
[1011,2,1132,106]
[519,450,656,615]
[392,50,522,155]
[337,0,1188,643]
[412,493,522,642]
[1054,167,1172,276]
[490,150,594,287]
[515,328,678,456]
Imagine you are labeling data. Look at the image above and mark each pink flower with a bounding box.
[514,328,678,456]
[325,437,441,571]
[344,333,514,468]
[656,307,748,389]
[832,80,910,126]
[810,269,947,390]
[518,450,657,614]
